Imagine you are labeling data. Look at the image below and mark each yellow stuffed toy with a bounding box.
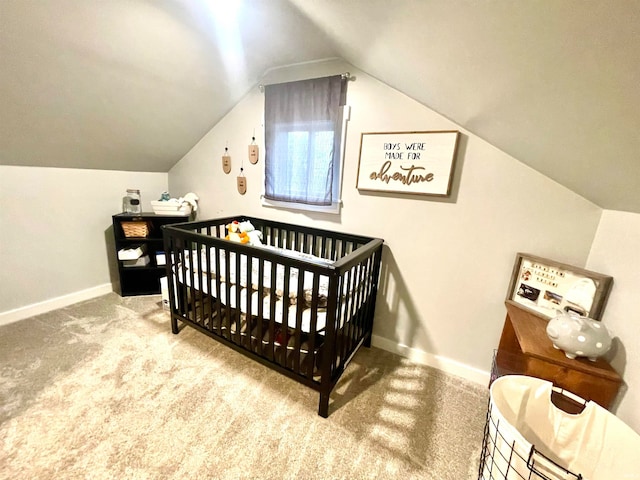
[225,221,250,244]
[225,220,262,245]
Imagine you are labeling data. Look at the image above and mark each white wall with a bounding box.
[0,166,167,318]
[169,60,602,378]
[587,210,640,432]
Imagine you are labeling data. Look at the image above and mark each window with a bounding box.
[264,75,348,213]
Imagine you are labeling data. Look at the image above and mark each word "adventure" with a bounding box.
[369,160,434,185]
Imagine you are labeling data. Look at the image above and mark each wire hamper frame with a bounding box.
[478,398,583,480]
[478,375,640,480]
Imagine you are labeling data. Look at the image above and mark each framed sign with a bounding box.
[506,253,613,320]
[356,130,460,197]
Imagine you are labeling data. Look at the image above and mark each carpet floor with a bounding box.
[0,293,488,479]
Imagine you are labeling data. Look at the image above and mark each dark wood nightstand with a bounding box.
[494,302,622,410]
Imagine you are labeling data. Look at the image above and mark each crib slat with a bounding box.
[234,250,242,344]
[327,236,335,261]
[280,264,291,367]
[351,260,367,346]
[179,243,188,321]
[265,226,272,247]
[223,248,232,338]
[214,246,223,337]
[256,257,265,357]
[245,253,253,327]
[194,242,204,328]
[204,244,213,332]
[307,273,321,379]
[186,243,197,328]
[351,262,364,350]
[353,258,367,337]
[340,270,351,369]
[291,268,305,374]
[348,266,358,357]
[293,230,300,252]
[165,236,179,333]
[360,256,375,335]
[267,260,277,361]
[342,269,353,361]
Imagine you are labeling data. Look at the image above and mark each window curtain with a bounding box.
[264,75,347,205]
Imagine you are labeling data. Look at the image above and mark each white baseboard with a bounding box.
[0,283,114,327]
[371,334,491,387]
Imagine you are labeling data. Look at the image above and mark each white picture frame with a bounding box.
[356,130,460,197]
[506,253,613,320]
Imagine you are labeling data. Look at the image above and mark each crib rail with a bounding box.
[165,215,376,259]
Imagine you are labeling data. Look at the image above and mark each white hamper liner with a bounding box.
[478,375,640,480]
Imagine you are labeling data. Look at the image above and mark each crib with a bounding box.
[162,215,384,417]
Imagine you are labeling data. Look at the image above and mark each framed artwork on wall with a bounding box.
[356,130,460,197]
[506,253,613,320]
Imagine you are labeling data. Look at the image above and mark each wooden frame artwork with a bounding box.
[506,252,613,320]
[356,130,460,197]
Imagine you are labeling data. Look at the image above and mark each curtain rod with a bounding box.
[258,72,352,92]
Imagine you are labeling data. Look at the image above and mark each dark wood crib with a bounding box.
[162,215,384,417]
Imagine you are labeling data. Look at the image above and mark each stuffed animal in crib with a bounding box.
[546,310,612,361]
[225,220,263,245]
[225,221,249,243]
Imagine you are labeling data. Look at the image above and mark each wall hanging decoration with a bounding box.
[356,130,460,197]
[222,146,232,174]
[248,133,259,164]
[506,252,613,320]
[237,167,247,195]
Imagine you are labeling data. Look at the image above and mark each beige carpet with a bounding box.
[0,293,488,480]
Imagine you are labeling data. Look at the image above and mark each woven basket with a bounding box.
[121,221,150,238]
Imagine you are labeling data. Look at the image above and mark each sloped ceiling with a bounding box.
[1,0,639,213]
[0,0,335,172]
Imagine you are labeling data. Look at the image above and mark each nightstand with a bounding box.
[494,302,622,410]
[112,213,187,296]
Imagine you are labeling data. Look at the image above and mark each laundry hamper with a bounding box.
[478,375,640,480]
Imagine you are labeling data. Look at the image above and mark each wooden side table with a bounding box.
[494,302,622,410]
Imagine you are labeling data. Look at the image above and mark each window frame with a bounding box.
[260,72,351,214]
[262,105,349,214]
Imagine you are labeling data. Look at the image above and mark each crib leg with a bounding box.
[171,316,179,334]
[318,391,330,418]
[364,333,372,348]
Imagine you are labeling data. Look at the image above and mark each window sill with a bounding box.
[261,197,342,215]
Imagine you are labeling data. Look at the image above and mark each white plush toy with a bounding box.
[247,230,262,246]
[239,220,263,245]
[179,192,199,211]
[225,220,263,246]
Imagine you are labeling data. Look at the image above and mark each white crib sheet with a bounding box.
[176,269,337,333]
[184,247,333,305]
[175,245,365,333]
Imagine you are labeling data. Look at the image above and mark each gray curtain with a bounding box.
[264,75,347,205]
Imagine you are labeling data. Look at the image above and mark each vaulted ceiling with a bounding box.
[2,0,639,213]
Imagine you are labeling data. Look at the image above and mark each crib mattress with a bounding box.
[175,247,363,333]
[176,269,331,332]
